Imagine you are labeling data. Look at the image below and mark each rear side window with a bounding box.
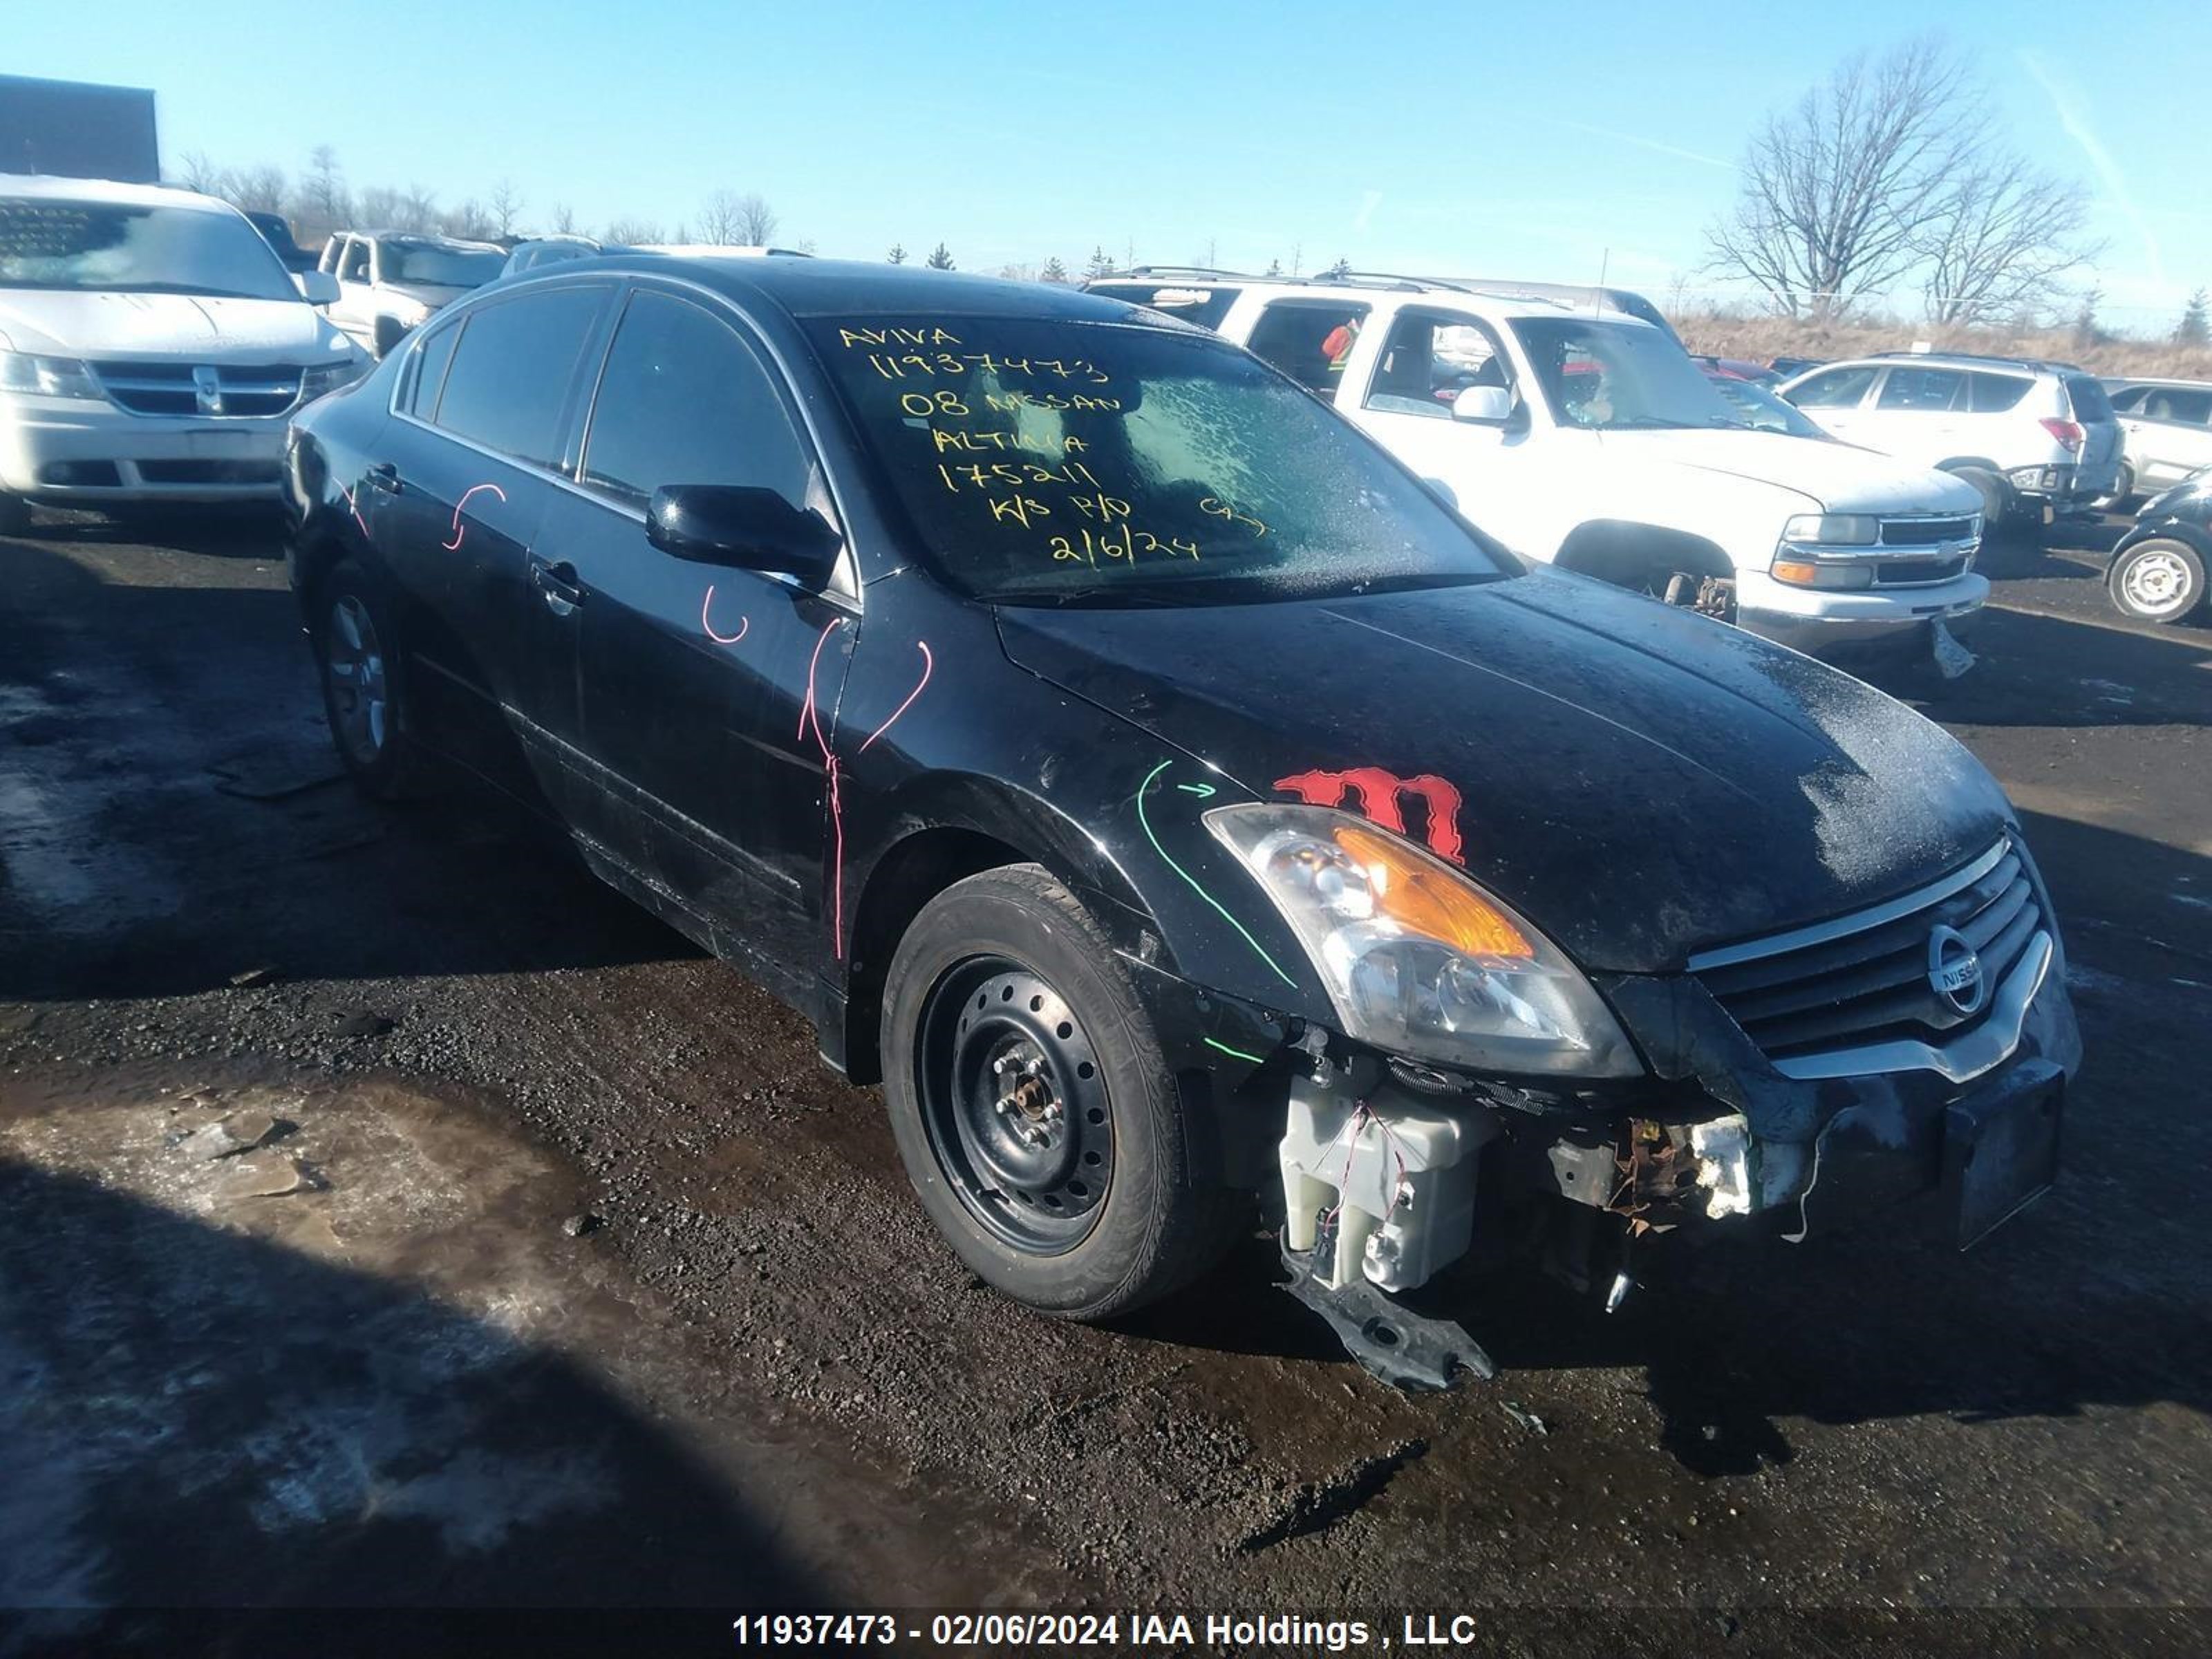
[2063,375,2115,421]
[1784,364,1877,407]
[1246,301,1369,395]
[1877,367,1965,411]
[404,321,460,418]
[432,287,605,467]
[2143,388,2212,425]
[1966,373,2032,413]
[1087,283,1241,332]
[579,290,812,507]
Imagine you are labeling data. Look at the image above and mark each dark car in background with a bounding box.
[282,259,2079,1382]
[2106,468,2211,623]
[242,208,317,273]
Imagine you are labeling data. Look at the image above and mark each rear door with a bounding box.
[534,281,854,985]
[375,281,612,807]
[2062,373,2124,493]
[2126,387,2212,489]
[1781,362,1881,444]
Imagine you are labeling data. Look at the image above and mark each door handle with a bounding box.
[532,559,585,616]
[364,462,401,495]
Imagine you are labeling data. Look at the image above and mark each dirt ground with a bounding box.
[1,507,2208,1656]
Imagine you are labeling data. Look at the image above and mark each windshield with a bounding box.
[1511,317,1743,431]
[1707,375,1828,438]
[0,198,297,300]
[807,315,1512,606]
[382,242,504,288]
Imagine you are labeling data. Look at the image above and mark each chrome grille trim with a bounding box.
[91,361,306,419]
[1687,838,2012,972]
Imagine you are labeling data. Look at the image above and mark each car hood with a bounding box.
[1612,428,1983,516]
[381,281,474,309]
[0,290,348,361]
[997,569,2010,973]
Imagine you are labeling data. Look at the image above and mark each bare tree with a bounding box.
[2071,286,2103,350]
[224,165,288,214]
[735,193,778,245]
[1705,37,1976,320]
[697,189,744,244]
[550,202,577,234]
[489,178,524,237]
[396,183,439,232]
[603,218,666,247]
[1920,162,2096,324]
[301,145,348,230]
[444,198,494,240]
[175,150,222,194]
[356,185,402,229]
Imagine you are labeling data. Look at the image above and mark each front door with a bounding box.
[543,283,854,991]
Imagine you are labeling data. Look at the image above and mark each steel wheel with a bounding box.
[324,592,390,767]
[915,955,1114,1255]
[2112,541,2203,621]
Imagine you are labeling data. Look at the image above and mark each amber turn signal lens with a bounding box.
[1772,559,1821,585]
[1331,825,1533,958]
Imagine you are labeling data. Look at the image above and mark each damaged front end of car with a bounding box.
[1179,814,2082,1390]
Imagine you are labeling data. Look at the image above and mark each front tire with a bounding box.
[311,559,429,798]
[881,865,1237,1320]
[2107,538,2207,624]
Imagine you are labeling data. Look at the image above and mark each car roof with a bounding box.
[1819,352,2068,378]
[1087,269,1656,328]
[2107,376,2212,392]
[529,254,1154,324]
[0,172,235,215]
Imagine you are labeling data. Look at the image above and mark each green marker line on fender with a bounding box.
[1203,1036,1268,1065]
[1136,759,1297,989]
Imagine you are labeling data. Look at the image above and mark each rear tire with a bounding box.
[2094,462,2136,514]
[880,864,1238,1320]
[311,559,431,799]
[1953,467,2016,531]
[2106,538,2207,624]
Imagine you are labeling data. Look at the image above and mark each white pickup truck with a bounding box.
[1088,270,1988,672]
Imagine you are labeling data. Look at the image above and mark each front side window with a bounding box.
[1708,377,1827,438]
[806,314,1510,606]
[1785,365,1880,408]
[431,286,605,467]
[581,290,812,507]
[1362,313,1508,420]
[0,198,296,301]
[380,239,504,289]
[2107,386,2147,413]
[1509,317,1740,431]
[2144,388,2212,425]
[339,239,371,282]
[1877,367,1966,411]
[1244,301,1369,395]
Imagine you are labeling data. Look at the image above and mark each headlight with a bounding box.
[0,350,104,400]
[1206,805,1642,1078]
[1781,513,1879,545]
[299,357,366,399]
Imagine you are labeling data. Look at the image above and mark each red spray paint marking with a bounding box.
[859,641,933,752]
[700,585,749,645]
[1273,767,1466,865]
[442,482,508,552]
[338,482,370,542]
[796,624,935,959]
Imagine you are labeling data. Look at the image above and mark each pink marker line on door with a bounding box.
[701,585,749,645]
[338,482,370,541]
[797,618,853,956]
[442,482,508,551]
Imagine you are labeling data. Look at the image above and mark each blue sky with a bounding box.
[15,0,2206,330]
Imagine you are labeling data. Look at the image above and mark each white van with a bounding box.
[0,175,366,532]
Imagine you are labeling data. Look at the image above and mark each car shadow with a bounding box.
[0,1158,824,1653]
[1912,601,2212,729]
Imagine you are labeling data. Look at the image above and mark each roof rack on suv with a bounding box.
[1869,348,2087,374]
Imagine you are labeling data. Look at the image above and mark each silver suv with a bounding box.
[1778,352,2122,528]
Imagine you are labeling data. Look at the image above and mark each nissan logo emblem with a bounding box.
[1927,924,1987,1017]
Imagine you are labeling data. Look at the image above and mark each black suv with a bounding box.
[283,258,2079,1382]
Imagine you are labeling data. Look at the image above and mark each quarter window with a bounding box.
[1245,302,1370,396]
[1967,373,2032,413]
[1877,367,1965,411]
[579,290,812,507]
[431,287,604,467]
[1783,365,1878,408]
[405,321,461,419]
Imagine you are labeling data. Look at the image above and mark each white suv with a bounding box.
[1089,270,1987,669]
[0,175,367,532]
[1777,352,2122,527]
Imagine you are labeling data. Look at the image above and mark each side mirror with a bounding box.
[295,270,341,306]
[1452,385,1512,424]
[647,485,843,583]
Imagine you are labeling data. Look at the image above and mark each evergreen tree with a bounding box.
[2177,288,2209,348]
[926,242,955,270]
[886,243,907,264]
[1085,245,1114,279]
[1264,257,1282,278]
[1040,256,1068,283]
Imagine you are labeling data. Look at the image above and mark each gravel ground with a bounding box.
[1,507,2207,1656]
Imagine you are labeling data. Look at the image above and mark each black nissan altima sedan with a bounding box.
[285,256,2079,1384]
